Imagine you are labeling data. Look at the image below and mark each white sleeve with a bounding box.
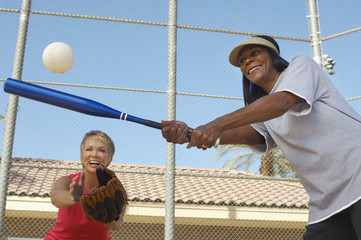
[249,122,277,155]
[273,55,324,117]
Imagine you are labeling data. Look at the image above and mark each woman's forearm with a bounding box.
[216,91,300,132]
[50,188,77,208]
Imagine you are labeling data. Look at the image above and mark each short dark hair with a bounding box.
[242,36,289,106]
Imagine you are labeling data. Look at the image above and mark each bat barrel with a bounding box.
[4,78,122,119]
[3,78,185,136]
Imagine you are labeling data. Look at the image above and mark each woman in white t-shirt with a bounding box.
[161,35,361,239]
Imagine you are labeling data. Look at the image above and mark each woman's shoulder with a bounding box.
[290,54,314,63]
[290,54,319,66]
[68,172,81,180]
[286,55,321,72]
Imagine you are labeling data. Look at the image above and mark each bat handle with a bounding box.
[186,131,192,139]
[144,120,163,130]
[184,129,220,147]
[145,120,192,139]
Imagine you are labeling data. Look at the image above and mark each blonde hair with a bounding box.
[80,130,115,161]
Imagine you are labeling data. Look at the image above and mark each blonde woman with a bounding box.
[45,130,126,240]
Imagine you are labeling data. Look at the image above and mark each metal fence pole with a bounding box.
[165,0,178,239]
[307,0,323,65]
[0,0,32,238]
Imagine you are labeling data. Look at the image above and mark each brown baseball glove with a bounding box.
[80,165,128,223]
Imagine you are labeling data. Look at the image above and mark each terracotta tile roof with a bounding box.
[4,158,308,209]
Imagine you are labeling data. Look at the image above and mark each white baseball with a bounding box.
[42,42,74,74]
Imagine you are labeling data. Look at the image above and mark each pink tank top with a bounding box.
[45,172,110,240]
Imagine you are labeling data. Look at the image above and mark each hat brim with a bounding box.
[229,37,280,67]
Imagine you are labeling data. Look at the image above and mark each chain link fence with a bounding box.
[1,0,360,239]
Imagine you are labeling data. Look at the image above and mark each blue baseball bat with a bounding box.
[4,78,192,138]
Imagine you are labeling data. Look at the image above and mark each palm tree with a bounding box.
[214,144,296,178]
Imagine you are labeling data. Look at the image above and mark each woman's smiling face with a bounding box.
[238,45,280,93]
[81,138,110,173]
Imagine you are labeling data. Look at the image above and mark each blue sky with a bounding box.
[1,0,360,172]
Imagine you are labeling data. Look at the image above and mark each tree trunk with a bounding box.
[259,150,275,176]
